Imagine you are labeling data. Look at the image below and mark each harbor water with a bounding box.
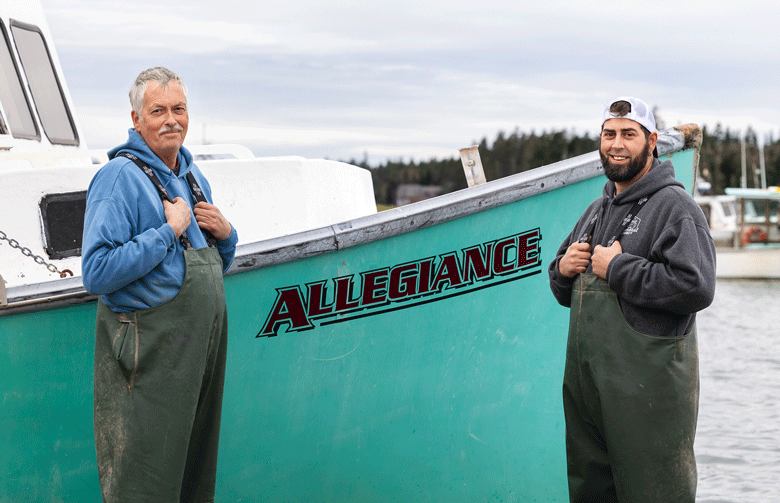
[695,280,780,502]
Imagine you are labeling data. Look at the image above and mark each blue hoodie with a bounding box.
[82,129,239,312]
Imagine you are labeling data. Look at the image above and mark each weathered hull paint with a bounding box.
[0,146,697,502]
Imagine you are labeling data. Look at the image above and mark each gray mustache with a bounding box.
[158,124,183,134]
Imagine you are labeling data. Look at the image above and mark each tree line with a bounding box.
[351,124,780,206]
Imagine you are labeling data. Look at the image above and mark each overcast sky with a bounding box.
[40,0,780,165]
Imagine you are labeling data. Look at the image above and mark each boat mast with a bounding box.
[740,137,747,188]
[759,139,767,189]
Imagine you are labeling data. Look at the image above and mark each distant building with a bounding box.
[395,184,444,206]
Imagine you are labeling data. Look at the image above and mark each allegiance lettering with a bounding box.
[258,228,540,337]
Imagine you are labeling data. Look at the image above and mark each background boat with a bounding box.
[697,188,780,279]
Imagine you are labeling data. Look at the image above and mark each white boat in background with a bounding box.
[696,188,780,279]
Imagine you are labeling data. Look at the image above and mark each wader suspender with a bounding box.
[184,171,218,247]
[117,152,217,249]
[577,195,650,246]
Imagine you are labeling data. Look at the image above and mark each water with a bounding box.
[696,280,780,502]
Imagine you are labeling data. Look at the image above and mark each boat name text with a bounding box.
[258,228,541,337]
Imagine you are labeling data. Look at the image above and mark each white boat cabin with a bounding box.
[695,195,739,247]
[0,0,376,291]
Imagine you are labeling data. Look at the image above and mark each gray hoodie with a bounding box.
[548,158,716,337]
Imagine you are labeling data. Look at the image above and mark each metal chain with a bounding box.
[0,229,73,278]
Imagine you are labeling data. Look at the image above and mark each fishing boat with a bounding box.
[0,2,704,501]
[696,188,780,279]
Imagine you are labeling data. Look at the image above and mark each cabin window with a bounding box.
[39,191,86,259]
[699,203,711,226]
[11,21,79,146]
[721,201,734,218]
[744,200,764,224]
[0,23,38,139]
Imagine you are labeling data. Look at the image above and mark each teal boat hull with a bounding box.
[0,142,698,502]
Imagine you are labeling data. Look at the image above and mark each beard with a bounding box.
[600,139,651,183]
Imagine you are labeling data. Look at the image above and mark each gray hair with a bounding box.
[129,66,188,116]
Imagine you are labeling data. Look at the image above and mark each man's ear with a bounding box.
[131,110,140,130]
[648,131,658,151]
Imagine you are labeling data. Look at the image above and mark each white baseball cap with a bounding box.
[601,97,657,133]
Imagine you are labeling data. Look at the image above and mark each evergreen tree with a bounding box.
[362,124,780,207]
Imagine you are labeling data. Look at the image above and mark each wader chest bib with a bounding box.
[562,273,699,502]
[93,156,228,503]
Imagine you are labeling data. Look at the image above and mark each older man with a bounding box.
[548,97,716,502]
[82,67,238,503]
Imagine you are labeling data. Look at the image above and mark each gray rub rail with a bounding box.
[1,125,699,316]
